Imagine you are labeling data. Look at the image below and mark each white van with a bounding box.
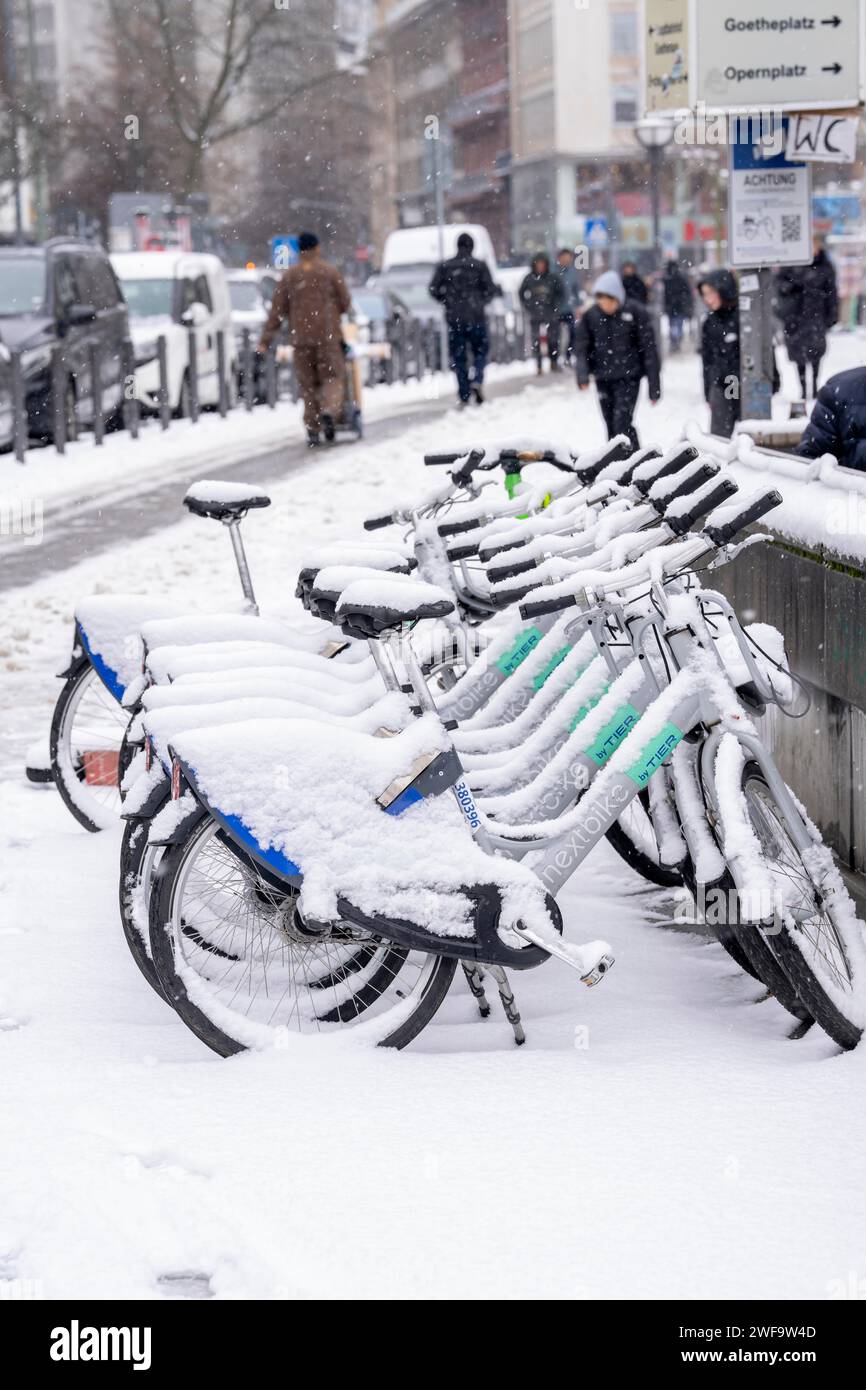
[382,224,499,278]
[111,251,237,415]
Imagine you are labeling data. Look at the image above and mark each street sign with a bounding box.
[729,119,812,268]
[270,235,299,270]
[694,0,863,111]
[643,0,690,114]
[785,113,859,163]
[585,217,610,249]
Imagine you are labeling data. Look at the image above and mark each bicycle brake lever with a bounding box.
[706,532,773,569]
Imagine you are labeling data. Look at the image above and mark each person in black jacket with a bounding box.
[797,366,866,472]
[429,233,499,406]
[697,269,742,438]
[620,261,649,306]
[661,258,693,352]
[574,269,661,450]
[774,237,838,400]
[519,254,566,373]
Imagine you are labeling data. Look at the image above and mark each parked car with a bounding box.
[350,286,410,381]
[0,238,129,442]
[0,339,14,450]
[226,268,279,401]
[111,251,237,416]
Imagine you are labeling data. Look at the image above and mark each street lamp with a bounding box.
[635,116,676,271]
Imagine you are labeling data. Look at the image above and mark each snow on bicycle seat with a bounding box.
[336,575,455,636]
[303,544,414,573]
[183,479,272,521]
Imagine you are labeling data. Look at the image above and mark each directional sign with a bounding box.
[695,0,863,111]
[729,119,812,268]
[644,0,690,114]
[585,217,610,249]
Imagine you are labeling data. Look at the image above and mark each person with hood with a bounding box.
[620,261,649,306]
[796,366,866,472]
[661,258,693,352]
[519,253,566,373]
[697,268,743,438]
[556,247,584,363]
[774,235,838,399]
[258,231,351,446]
[573,269,661,450]
[429,232,499,406]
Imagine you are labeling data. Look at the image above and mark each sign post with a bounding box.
[728,119,812,420]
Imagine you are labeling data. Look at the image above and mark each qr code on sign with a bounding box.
[781,215,801,243]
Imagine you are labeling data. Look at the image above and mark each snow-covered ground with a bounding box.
[2,339,866,1301]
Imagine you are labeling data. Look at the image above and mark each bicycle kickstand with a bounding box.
[486,964,526,1046]
[462,963,491,1018]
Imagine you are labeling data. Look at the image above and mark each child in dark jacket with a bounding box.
[697,269,742,438]
[574,270,661,450]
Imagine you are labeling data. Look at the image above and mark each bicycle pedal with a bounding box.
[581,953,615,988]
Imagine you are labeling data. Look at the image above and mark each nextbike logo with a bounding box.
[495,626,543,677]
[625,723,685,787]
[585,705,640,767]
[454,779,482,832]
[537,782,630,887]
[50,1320,152,1370]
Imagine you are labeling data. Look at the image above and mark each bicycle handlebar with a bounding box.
[519,592,578,619]
[703,489,783,547]
[666,477,738,537]
[631,445,699,496]
[364,513,395,531]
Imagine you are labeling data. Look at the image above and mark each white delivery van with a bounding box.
[377,224,502,325]
[111,251,237,416]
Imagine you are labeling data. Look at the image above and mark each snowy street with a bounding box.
[3,341,866,1301]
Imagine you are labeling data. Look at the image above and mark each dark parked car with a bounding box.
[0,239,129,442]
[0,340,13,449]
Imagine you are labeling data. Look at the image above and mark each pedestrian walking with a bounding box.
[661,257,693,353]
[428,232,499,407]
[258,231,351,447]
[774,235,839,400]
[574,269,661,450]
[519,254,566,374]
[697,269,742,438]
[556,247,584,363]
[620,261,650,306]
[797,366,866,472]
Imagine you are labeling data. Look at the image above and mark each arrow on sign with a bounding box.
[822,62,843,74]
[821,15,842,26]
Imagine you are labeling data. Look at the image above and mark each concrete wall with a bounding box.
[714,537,866,874]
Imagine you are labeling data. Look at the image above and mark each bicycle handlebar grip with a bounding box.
[632,445,699,496]
[363,514,394,531]
[652,460,718,513]
[576,438,633,485]
[666,477,738,537]
[519,593,577,620]
[424,452,463,466]
[438,517,483,538]
[703,489,783,547]
[486,554,538,583]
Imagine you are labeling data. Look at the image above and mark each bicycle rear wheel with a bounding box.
[741,765,864,1050]
[148,815,457,1055]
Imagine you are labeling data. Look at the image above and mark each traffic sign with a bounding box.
[694,0,863,111]
[270,235,299,270]
[728,118,812,268]
[585,218,610,249]
[643,0,690,114]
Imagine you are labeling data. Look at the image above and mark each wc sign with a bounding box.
[785,113,859,164]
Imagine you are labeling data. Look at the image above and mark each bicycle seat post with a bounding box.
[223,515,259,614]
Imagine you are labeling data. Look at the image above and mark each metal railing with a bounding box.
[1,313,532,463]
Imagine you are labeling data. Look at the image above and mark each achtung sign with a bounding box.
[644,0,690,114]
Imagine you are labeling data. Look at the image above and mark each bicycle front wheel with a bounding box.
[50,664,129,831]
[148,815,457,1055]
[741,765,865,1050]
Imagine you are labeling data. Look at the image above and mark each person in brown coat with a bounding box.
[258,232,352,445]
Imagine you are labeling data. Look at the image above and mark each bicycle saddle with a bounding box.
[183,480,272,522]
[335,575,455,640]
